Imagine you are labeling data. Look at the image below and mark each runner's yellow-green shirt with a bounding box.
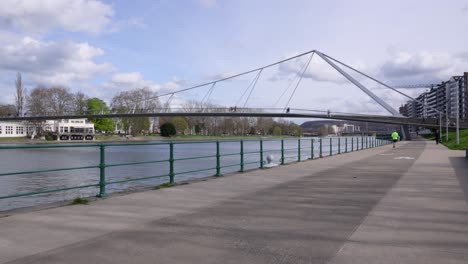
[391,132,399,140]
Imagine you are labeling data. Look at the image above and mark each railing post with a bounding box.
[329,138,332,156]
[281,139,285,165]
[216,141,221,176]
[311,138,314,159]
[240,140,244,172]
[319,138,323,158]
[345,137,347,153]
[169,142,175,183]
[361,136,364,150]
[351,137,354,152]
[366,137,368,149]
[97,144,107,197]
[260,139,264,169]
[338,138,341,154]
[298,138,301,162]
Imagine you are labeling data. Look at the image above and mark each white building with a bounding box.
[342,124,360,133]
[46,119,94,140]
[0,119,94,140]
[0,121,30,138]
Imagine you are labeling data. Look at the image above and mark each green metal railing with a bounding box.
[0,136,391,201]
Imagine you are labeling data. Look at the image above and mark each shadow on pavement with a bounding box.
[450,156,468,205]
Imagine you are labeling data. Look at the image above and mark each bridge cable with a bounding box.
[284,52,314,110]
[235,70,262,107]
[149,50,315,100]
[273,53,313,108]
[164,93,175,112]
[201,82,216,105]
[243,68,263,108]
[321,52,442,114]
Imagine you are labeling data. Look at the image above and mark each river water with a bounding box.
[0,137,376,211]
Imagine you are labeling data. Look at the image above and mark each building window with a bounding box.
[0,126,2,134]
[64,127,69,133]
[6,126,13,134]
[16,126,24,135]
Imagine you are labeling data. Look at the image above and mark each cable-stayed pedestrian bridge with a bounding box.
[4,50,466,129]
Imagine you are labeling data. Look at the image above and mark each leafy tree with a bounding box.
[171,117,188,135]
[160,122,176,137]
[87,98,114,132]
[272,126,282,136]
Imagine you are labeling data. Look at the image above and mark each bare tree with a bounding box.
[0,104,16,116]
[73,91,89,114]
[15,72,25,117]
[27,86,74,116]
[27,86,50,116]
[111,87,161,135]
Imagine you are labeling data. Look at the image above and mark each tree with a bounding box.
[111,87,161,135]
[0,104,15,116]
[272,126,282,136]
[171,117,188,135]
[15,72,25,117]
[27,86,74,115]
[160,122,176,137]
[74,91,88,114]
[87,98,114,132]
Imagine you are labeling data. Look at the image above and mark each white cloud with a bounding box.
[0,36,114,85]
[380,50,467,83]
[275,53,369,84]
[0,0,114,34]
[105,72,184,94]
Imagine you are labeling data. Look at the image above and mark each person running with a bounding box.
[391,130,399,148]
[434,130,440,145]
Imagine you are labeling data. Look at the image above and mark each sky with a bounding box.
[0,0,468,118]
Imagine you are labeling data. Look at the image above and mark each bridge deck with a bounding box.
[1,141,467,264]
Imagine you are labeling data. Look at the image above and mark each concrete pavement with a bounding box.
[1,140,467,264]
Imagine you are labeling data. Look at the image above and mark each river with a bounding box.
[0,136,376,211]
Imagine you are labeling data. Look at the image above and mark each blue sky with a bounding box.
[1,0,468,116]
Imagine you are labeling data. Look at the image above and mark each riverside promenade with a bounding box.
[1,140,467,264]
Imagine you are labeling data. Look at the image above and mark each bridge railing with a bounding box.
[0,136,391,209]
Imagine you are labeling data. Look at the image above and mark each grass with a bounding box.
[153,182,174,190]
[0,137,28,140]
[70,197,89,205]
[421,129,468,150]
[94,135,121,140]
